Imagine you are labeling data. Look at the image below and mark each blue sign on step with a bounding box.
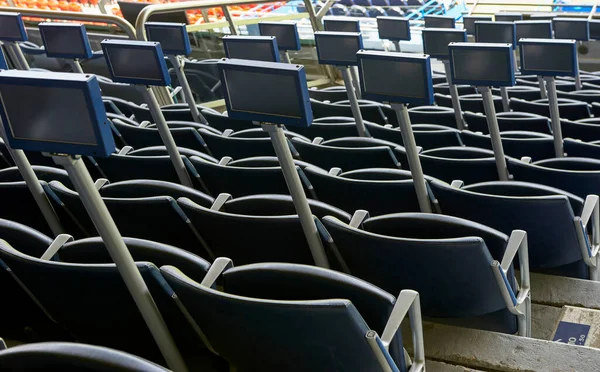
[553,321,590,346]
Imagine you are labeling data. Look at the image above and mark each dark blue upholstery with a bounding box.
[288,120,362,140]
[509,98,591,121]
[202,110,253,132]
[198,128,278,159]
[304,166,428,215]
[92,154,197,184]
[435,93,503,113]
[127,146,217,162]
[491,86,542,101]
[0,181,56,236]
[161,265,400,372]
[464,111,552,134]
[564,138,600,159]
[430,180,588,278]
[408,106,458,128]
[321,213,519,333]
[366,123,463,150]
[100,179,214,207]
[310,99,389,124]
[433,83,476,96]
[561,119,600,142]
[461,131,556,161]
[0,166,72,189]
[0,342,170,371]
[557,90,600,104]
[419,147,501,184]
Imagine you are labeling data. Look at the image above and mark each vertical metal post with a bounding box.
[281,51,291,64]
[70,59,84,74]
[222,6,238,35]
[168,55,207,124]
[261,124,330,268]
[392,40,401,52]
[500,87,510,112]
[538,76,547,99]
[442,60,465,130]
[575,72,583,90]
[391,103,432,213]
[340,67,367,137]
[350,66,362,100]
[544,76,564,158]
[139,86,193,187]
[7,42,29,70]
[478,86,510,181]
[52,155,188,372]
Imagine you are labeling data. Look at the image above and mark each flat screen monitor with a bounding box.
[117,1,188,26]
[475,21,517,49]
[449,42,515,86]
[0,70,114,157]
[0,13,27,42]
[323,17,361,33]
[519,39,578,77]
[422,28,467,59]
[39,23,93,59]
[463,15,492,35]
[357,51,433,106]
[218,58,312,127]
[145,22,191,56]
[553,18,589,41]
[222,36,280,62]
[424,15,455,29]
[101,39,170,86]
[376,16,411,41]
[258,22,301,51]
[494,12,523,22]
[515,20,553,40]
[590,20,600,39]
[314,31,363,66]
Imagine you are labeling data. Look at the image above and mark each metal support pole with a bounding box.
[500,87,510,112]
[575,72,583,91]
[478,86,510,181]
[281,51,291,64]
[543,76,564,158]
[70,59,84,74]
[0,126,64,236]
[222,5,238,35]
[340,67,367,137]
[4,44,22,70]
[538,76,547,99]
[350,65,362,100]
[7,42,29,70]
[392,40,401,52]
[442,60,465,130]
[391,103,432,213]
[168,55,208,124]
[139,86,193,187]
[513,49,519,72]
[52,155,188,372]
[261,123,330,268]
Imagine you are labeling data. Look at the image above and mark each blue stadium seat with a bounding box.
[433,83,476,96]
[510,98,591,121]
[201,110,254,132]
[0,181,56,236]
[308,88,349,102]
[0,166,72,188]
[491,86,542,101]
[288,119,362,140]
[461,131,556,160]
[366,123,463,149]
[99,179,214,207]
[464,111,552,134]
[418,147,502,184]
[408,105,458,128]
[561,118,600,142]
[557,89,600,104]
[311,99,390,125]
[435,93,504,114]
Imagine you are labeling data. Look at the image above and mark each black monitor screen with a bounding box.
[424,16,455,28]
[117,1,188,26]
[0,14,25,41]
[521,43,575,74]
[495,13,523,22]
[422,29,466,58]
[41,26,88,58]
[361,58,426,99]
[224,69,301,118]
[1,84,97,145]
[590,20,600,39]
[105,46,163,81]
[475,22,515,46]
[515,21,552,39]
[146,25,187,55]
[452,48,512,83]
[463,16,492,35]
[316,34,361,65]
[223,39,277,62]
[553,19,589,40]
[377,17,411,40]
[324,19,360,32]
[259,23,299,50]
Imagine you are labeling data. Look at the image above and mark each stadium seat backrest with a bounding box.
[408,106,458,128]
[419,147,501,184]
[0,181,55,236]
[464,111,552,134]
[461,130,555,161]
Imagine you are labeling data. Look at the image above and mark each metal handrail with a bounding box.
[0,6,137,39]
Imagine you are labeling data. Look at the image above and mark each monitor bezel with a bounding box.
[552,18,590,41]
[448,42,516,86]
[0,71,115,157]
[376,16,411,41]
[515,20,553,41]
[421,28,467,59]
[357,50,434,106]
[590,19,600,39]
[424,15,456,29]
[101,39,171,86]
[462,15,492,35]
[258,22,301,51]
[0,12,27,42]
[518,38,579,77]
[145,22,192,56]
[323,17,361,33]
[218,58,313,128]
[39,23,93,60]
[474,21,517,49]
[222,35,280,62]
[314,31,364,66]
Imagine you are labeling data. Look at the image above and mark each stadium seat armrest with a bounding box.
[349,210,370,228]
[0,338,6,350]
[200,257,234,287]
[380,290,425,372]
[40,234,74,261]
[450,180,464,188]
[575,194,600,280]
[170,86,183,99]
[94,178,109,191]
[210,193,232,211]
[118,146,133,155]
[493,230,531,337]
